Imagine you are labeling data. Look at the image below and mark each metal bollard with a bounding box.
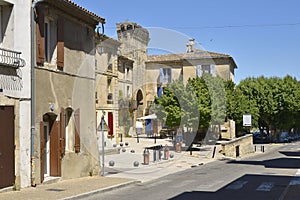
[153,149,156,162]
[261,145,265,153]
[159,147,162,160]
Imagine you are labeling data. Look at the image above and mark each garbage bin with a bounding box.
[164,145,169,160]
[143,148,150,165]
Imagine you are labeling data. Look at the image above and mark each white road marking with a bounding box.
[226,181,248,190]
[295,169,300,177]
[256,182,274,191]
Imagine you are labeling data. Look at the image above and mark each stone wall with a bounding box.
[221,134,254,158]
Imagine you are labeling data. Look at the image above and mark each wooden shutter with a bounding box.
[210,65,216,77]
[57,18,64,68]
[60,108,66,157]
[159,68,163,83]
[40,121,45,183]
[74,109,80,153]
[36,7,45,65]
[50,121,61,177]
[197,65,202,77]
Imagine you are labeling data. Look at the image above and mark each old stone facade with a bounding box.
[33,0,104,184]
[145,39,237,135]
[116,22,150,123]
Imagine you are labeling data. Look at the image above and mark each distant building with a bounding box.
[116,22,150,131]
[95,34,134,146]
[144,38,238,136]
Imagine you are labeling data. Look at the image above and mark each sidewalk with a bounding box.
[0,136,216,200]
[0,176,137,200]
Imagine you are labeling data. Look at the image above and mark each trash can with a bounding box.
[164,145,169,160]
[143,148,150,165]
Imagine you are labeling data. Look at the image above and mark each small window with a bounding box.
[107,78,111,92]
[44,20,50,63]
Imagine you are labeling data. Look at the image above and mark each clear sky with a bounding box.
[73,0,300,83]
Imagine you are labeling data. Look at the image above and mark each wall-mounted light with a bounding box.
[49,104,55,111]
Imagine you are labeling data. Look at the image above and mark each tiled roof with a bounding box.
[63,0,105,23]
[147,49,232,62]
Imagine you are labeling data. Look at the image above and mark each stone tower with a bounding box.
[116,22,150,96]
[116,22,150,118]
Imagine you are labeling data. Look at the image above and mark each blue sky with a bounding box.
[73,0,300,83]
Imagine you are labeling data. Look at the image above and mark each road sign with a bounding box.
[243,114,252,127]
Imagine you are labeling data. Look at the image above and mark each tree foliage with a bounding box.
[154,74,300,135]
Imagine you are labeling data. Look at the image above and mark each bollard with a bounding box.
[153,149,157,162]
[159,147,162,160]
[261,145,265,153]
[164,145,169,160]
[109,160,115,167]
[133,161,139,167]
[143,148,150,165]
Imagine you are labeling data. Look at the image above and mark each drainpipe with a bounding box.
[31,0,43,187]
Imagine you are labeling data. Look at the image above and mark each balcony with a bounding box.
[0,48,26,68]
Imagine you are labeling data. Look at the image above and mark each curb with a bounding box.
[62,180,141,200]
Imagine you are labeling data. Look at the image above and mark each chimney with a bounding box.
[186,38,195,53]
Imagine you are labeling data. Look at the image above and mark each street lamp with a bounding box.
[101,111,105,176]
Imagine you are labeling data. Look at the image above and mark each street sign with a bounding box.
[243,114,252,127]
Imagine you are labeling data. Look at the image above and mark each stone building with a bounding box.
[33,0,104,184]
[145,38,238,137]
[95,33,135,146]
[116,22,150,124]
[0,0,30,189]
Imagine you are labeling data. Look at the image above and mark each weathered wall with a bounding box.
[221,134,254,158]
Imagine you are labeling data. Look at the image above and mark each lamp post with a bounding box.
[101,111,105,176]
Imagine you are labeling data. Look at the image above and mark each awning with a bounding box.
[137,113,157,120]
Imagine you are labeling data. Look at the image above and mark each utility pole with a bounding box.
[101,111,105,176]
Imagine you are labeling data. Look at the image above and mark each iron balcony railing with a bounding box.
[0,48,26,68]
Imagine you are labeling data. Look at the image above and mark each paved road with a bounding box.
[84,142,300,200]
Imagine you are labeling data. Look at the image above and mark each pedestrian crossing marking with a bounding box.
[226,181,248,190]
[256,182,274,191]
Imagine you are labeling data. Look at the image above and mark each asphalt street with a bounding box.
[84,142,300,200]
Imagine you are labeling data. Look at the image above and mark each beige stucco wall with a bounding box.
[34,6,98,182]
[35,67,97,182]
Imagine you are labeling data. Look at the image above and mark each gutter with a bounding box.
[31,0,44,187]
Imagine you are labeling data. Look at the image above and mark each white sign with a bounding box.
[243,114,252,127]
[136,121,143,128]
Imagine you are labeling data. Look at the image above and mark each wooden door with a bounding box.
[0,106,15,189]
[108,112,114,136]
[50,121,61,177]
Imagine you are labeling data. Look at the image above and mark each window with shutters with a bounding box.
[74,109,80,153]
[159,68,172,83]
[36,9,64,68]
[196,65,216,77]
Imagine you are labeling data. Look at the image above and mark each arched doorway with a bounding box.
[40,113,61,183]
[136,89,144,118]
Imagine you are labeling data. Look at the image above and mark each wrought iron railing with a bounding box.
[0,48,26,68]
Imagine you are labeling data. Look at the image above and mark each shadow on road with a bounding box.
[169,174,297,200]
